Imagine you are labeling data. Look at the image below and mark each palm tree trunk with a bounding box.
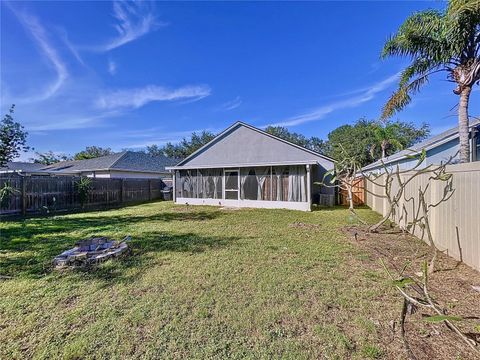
[458,86,472,163]
[381,144,386,160]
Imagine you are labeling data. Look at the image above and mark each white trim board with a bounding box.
[167,160,318,171]
[175,197,311,211]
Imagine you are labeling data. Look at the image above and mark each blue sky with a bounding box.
[1,1,479,160]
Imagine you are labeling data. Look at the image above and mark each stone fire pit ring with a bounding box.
[54,235,131,268]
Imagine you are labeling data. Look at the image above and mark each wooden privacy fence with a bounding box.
[0,173,168,216]
[339,177,365,206]
[365,161,480,271]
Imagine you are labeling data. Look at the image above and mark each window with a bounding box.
[473,128,480,162]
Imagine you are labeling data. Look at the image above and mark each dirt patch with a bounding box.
[343,225,480,360]
[289,222,321,230]
[220,207,241,211]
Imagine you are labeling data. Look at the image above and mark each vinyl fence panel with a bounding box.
[365,162,480,271]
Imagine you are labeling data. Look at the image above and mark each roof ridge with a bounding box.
[107,151,128,169]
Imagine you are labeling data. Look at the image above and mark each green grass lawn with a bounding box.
[0,201,395,359]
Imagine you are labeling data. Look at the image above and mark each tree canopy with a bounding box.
[324,118,430,167]
[147,131,216,159]
[264,126,329,154]
[32,151,71,165]
[0,105,30,167]
[74,146,114,160]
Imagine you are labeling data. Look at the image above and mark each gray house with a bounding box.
[362,119,480,172]
[2,152,177,181]
[0,162,46,174]
[167,122,335,211]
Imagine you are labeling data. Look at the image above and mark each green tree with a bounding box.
[325,119,379,166]
[74,146,113,160]
[33,151,71,165]
[325,118,429,166]
[381,0,480,163]
[308,136,329,154]
[265,126,310,148]
[265,126,329,154]
[159,131,216,159]
[371,122,406,160]
[145,144,162,157]
[0,105,30,167]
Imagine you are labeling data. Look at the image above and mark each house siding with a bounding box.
[83,170,171,179]
[179,125,334,170]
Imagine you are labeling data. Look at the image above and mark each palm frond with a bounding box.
[448,0,480,16]
[381,72,434,120]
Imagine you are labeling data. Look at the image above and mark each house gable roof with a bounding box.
[41,151,178,173]
[362,119,480,171]
[170,121,334,170]
[0,162,46,172]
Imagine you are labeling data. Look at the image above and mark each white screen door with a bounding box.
[224,169,239,200]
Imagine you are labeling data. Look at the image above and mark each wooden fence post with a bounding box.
[21,175,27,216]
[120,178,125,204]
[148,179,152,201]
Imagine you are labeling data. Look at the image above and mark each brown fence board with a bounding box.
[339,177,365,206]
[0,174,167,216]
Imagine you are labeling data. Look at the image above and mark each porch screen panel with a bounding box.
[272,167,289,201]
[240,167,271,201]
[287,165,307,202]
[198,169,223,199]
[175,171,182,198]
[178,170,198,198]
[272,166,306,202]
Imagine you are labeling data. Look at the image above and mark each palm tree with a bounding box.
[370,122,404,160]
[381,0,479,163]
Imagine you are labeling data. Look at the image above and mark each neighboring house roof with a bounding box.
[7,151,179,175]
[168,121,335,170]
[42,151,178,174]
[362,119,480,171]
[0,162,46,173]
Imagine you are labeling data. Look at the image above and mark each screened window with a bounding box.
[198,169,222,199]
[240,167,271,200]
[240,166,306,202]
[176,169,222,199]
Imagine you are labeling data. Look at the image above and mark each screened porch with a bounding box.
[174,165,310,210]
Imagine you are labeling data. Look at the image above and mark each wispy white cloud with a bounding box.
[93,0,165,52]
[263,73,400,127]
[57,27,85,66]
[108,59,117,75]
[25,110,121,132]
[216,96,242,111]
[96,84,211,110]
[7,4,68,102]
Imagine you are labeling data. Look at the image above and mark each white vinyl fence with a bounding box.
[365,161,480,271]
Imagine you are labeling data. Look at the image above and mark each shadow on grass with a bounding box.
[0,210,226,278]
[70,231,239,286]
